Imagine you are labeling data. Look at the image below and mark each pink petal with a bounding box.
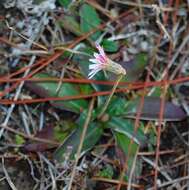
[93,53,106,64]
[95,43,105,57]
[88,44,108,78]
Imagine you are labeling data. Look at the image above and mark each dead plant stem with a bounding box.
[67,98,95,190]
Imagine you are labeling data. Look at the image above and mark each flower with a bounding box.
[88,44,126,79]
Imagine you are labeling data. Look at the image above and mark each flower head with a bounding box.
[88,44,126,79]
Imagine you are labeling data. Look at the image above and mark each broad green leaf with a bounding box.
[54,111,103,162]
[108,117,147,146]
[79,4,101,40]
[107,98,126,116]
[25,73,88,113]
[113,131,139,175]
[114,132,138,155]
[109,117,144,176]
[58,15,82,36]
[79,83,93,95]
[58,0,71,8]
[101,39,118,52]
[54,122,103,162]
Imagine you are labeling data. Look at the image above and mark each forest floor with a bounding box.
[0,0,189,190]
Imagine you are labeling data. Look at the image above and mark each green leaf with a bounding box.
[15,134,25,145]
[79,83,93,95]
[54,112,103,162]
[113,131,139,175]
[110,117,144,177]
[54,123,103,162]
[79,3,101,40]
[25,73,89,113]
[97,164,114,179]
[54,121,77,142]
[114,132,138,155]
[107,98,126,116]
[58,0,71,8]
[58,15,82,36]
[108,117,147,146]
[101,39,118,52]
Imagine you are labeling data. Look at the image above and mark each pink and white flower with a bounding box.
[88,44,109,79]
[88,44,126,79]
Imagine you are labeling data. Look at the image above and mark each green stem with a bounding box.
[98,74,123,119]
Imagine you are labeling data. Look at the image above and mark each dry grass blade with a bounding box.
[67,98,95,190]
[2,157,18,190]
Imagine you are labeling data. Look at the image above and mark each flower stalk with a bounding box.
[97,74,123,119]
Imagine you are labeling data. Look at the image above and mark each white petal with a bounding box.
[88,67,100,75]
[89,63,100,70]
[93,53,100,58]
[89,58,99,64]
[88,68,101,79]
[88,70,98,79]
[88,71,98,79]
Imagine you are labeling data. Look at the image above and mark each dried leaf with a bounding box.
[125,97,186,121]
